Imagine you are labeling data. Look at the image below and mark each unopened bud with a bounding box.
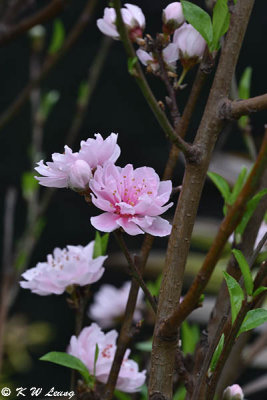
[162,2,185,35]
[223,384,244,400]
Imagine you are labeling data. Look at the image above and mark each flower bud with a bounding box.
[136,43,178,73]
[69,160,92,190]
[97,4,145,42]
[223,384,244,400]
[173,23,206,69]
[162,2,185,34]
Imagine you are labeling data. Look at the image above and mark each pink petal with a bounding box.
[91,213,119,232]
[117,217,144,235]
[143,216,172,236]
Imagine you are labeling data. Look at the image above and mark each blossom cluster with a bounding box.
[68,323,146,392]
[97,2,206,74]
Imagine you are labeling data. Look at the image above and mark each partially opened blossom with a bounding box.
[137,43,179,72]
[68,323,146,392]
[97,4,145,41]
[223,384,244,400]
[20,241,106,295]
[173,23,206,68]
[162,2,185,34]
[90,163,173,236]
[88,281,144,328]
[35,133,120,191]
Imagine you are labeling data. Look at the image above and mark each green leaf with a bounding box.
[147,274,162,297]
[238,67,252,129]
[181,321,200,355]
[93,232,109,258]
[236,189,267,236]
[78,81,90,107]
[40,90,60,120]
[239,309,267,335]
[211,0,230,51]
[128,56,138,75]
[181,1,213,45]
[173,386,187,400]
[238,67,252,100]
[140,385,148,400]
[48,19,65,54]
[22,171,39,200]
[253,286,267,298]
[40,352,93,385]
[232,249,253,296]
[93,344,99,378]
[223,272,244,324]
[135,339,152,352]
[229,167,247,205]
[210,333,224,372]
[114,390,132,400]
[208,171,230,203]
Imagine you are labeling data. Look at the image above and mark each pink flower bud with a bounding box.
[162,2,185,34]
[223,384,244,400]
[137,43,178,73]
[97,4,145,41]
[173,23,206,68]
[69,160,92,190]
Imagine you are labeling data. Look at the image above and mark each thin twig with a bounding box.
[0,0,97,131]
[113,0,196,160]
[0,0,68,47]
[113,231,157,313]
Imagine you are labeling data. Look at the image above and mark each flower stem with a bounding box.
[177,67,188,86]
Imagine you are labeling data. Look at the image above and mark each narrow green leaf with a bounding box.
[239,309,267,335]
[181,1,213,45]
[22,171,39,199]
[253,286,267,298]
[238,67,252,129]
[78,81,89,107]
[223,272,244,324]
[128,56,138,75]
[101,233,109,255]
[236,189,267,236]
[211,0,230,51]
[40,352,92,384]
[238,67,252,100]
[40,90,60,120]
[147,274,162,297]
[232,249,253,296]
[135,339,153,352]
[210,333,224,372]
[93,231,102,258]
[229,167,247,205]
[114,391,131,400]
[173,386,187,400]
[140,385,148,400]
[181,321,200,355]
[207,171,230,203]
[48,19,65,54]
[93,343,99,377]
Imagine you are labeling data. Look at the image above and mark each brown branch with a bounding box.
[0,0,97,132]
[160,130,267,336]
[221,93,267,120]
[149,1,256,398]
[113,231,157,313]
[0,0,68,47]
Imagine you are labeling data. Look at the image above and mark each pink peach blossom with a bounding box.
[35,133,120,190]
[162,2,185,34]
[173,23,206,66]
[89,163,173,236]
[20,241,106,295]
[97,4,145,41]
[223,384,244,400]
[137,43,179,72]
[68,323,146,392]
[88,281,144,328]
